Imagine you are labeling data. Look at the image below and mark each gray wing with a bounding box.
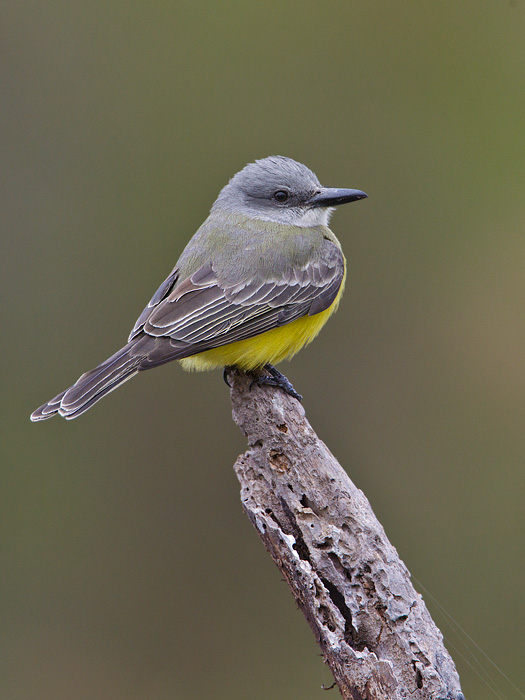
[129,242,344,361]
[128,267,179,341]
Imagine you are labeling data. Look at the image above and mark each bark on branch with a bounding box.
[229,370,464,700]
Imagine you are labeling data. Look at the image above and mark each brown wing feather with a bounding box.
[128,266,180,340]
[129,242,344,362]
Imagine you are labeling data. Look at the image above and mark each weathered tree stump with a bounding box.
[229,370,464,700]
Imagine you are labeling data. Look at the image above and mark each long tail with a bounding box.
[31,336,159,421]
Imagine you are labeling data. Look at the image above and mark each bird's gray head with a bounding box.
[212,156,367,227]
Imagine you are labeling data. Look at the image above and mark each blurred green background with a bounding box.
[2,2,524,698]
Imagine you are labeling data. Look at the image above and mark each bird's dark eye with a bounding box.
[273,190,289,202]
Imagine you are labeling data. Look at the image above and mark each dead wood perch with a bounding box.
[229,370,464,700]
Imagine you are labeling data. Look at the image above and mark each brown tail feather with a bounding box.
[30,332,220,421]
[30,339,145,421]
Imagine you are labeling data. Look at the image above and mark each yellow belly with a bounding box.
[179,281,344,372]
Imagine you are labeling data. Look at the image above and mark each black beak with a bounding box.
[308,187,367,208]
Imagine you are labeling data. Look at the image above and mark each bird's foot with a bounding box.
[223,366,234,388]
[249,364,303,401]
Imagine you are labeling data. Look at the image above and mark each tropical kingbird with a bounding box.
[31,156,367,420]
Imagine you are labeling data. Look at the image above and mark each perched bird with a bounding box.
[31,156,367,421]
